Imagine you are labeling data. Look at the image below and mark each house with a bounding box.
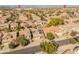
[19,13,28,21]
[2,32,17,45]
[10,22,18,31]
[19,28,31,40]
[0,23,8,31]
[31,27,45,40]
[43,26,62,36]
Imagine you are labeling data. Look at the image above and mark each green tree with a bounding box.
[48,18,64,26]
[74,37,79,44]
[5,24,12,32]
[9,42,18,49]
[8,24,12,32]
[69,38,77,44]
[40,41,58,54]
[16,21,21,37]
[17,35,29,46]
[16,31,19,38]
[70,31,78,36]
[47,32,55,40]
[17,21,21,31]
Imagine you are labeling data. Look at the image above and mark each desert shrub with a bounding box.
[9,42,18,49]
[40,41,58,54]
[74,37,79,44]
[17,35,29,46]
[47,18,64,26]
[69,38,77,44]
[70,31,78,36]
[47,32,55,40]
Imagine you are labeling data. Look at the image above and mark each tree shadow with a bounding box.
[56,39,70,46]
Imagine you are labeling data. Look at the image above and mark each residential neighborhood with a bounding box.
[0,7,79,54]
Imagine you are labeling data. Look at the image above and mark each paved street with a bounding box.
[4,36,79,54]
[4,45,41,54]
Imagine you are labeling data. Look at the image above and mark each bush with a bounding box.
[69,38,77,44]
[69,37,79,44]
[70,31,78,36]
[40,41,58,54]
[9,42,18,49]
[17,36,29,46]
[47,18,64,26]
[0,45,3,50]
[0,42,2,45]
[16,31,19,37]
[47,32,55,40]
[8,24,12,32]
[74,37,79,43]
